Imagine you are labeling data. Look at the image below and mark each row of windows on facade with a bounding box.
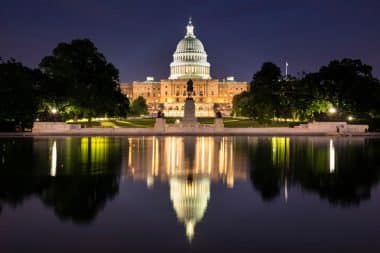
[141,87,244,97]
[141,92,237,97]
[171,65,209,74]
[138,86,244,91]
[163,98,229,103]
[141,91,209,97]
[164,105,232,110]
[166,106,208,111]
[174,55,205,62]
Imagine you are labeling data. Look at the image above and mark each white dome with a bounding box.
[169,19,211,80]
[175,37,205,54]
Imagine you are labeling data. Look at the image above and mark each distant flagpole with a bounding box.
[285,61,289,77]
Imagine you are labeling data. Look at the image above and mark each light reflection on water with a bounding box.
[125,136,247,240]
[1,136,380,253]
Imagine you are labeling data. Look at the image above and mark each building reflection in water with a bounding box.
[125,137,247,187]
[124,136,248,241]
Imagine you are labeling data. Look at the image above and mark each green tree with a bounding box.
[39,39,129,120]
[232,91,253,117]
[232,62,282,122]
[308,59,380,119]
[250,62,282,122]
[0,58,41,130]
[252,62,282,89]
[130,96,148,116]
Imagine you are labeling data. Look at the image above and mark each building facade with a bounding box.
[121,19,248,117]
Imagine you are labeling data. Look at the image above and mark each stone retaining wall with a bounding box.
[295,121,369,134]
[32,122,81,133]
[31,121,369,136]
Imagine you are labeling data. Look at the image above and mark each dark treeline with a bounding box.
[233,60,380,129]
[0,39,129,130]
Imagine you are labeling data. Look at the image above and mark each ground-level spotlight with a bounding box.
[328,107,337,114]
[347,115,354,121]
[51,108,58,114]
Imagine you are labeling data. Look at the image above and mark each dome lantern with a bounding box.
[186,17,195,37]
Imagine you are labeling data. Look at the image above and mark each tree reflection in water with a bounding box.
[0,137,124,223]
[248,137,380,206]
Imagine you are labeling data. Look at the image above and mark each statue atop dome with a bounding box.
[186,17,195,37]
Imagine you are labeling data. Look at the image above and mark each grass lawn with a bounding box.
[223,118,292,128]
[115,118,155,128]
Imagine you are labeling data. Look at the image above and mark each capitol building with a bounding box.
[120,19,248,117]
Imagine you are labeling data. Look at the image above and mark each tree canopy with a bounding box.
[233,59,380,123]
[0,58,41,129]
[39,38,129,120]
[130,96,149,116]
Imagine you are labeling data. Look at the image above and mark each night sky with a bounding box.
[1,0,380,82]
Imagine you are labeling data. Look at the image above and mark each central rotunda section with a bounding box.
[169,18,211,80]
[120,18,249,117]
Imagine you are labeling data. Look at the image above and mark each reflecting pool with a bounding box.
[1,136,380,252]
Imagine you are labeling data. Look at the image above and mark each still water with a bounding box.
[1,136,380,253]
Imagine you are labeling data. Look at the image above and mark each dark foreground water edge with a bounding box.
[1,136,380,253]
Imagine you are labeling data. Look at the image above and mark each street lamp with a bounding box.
[51,108,58,114]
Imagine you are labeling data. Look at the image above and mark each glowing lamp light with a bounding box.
[347,116,354,121]
[51,108,58,114]
[328,107,337,114]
